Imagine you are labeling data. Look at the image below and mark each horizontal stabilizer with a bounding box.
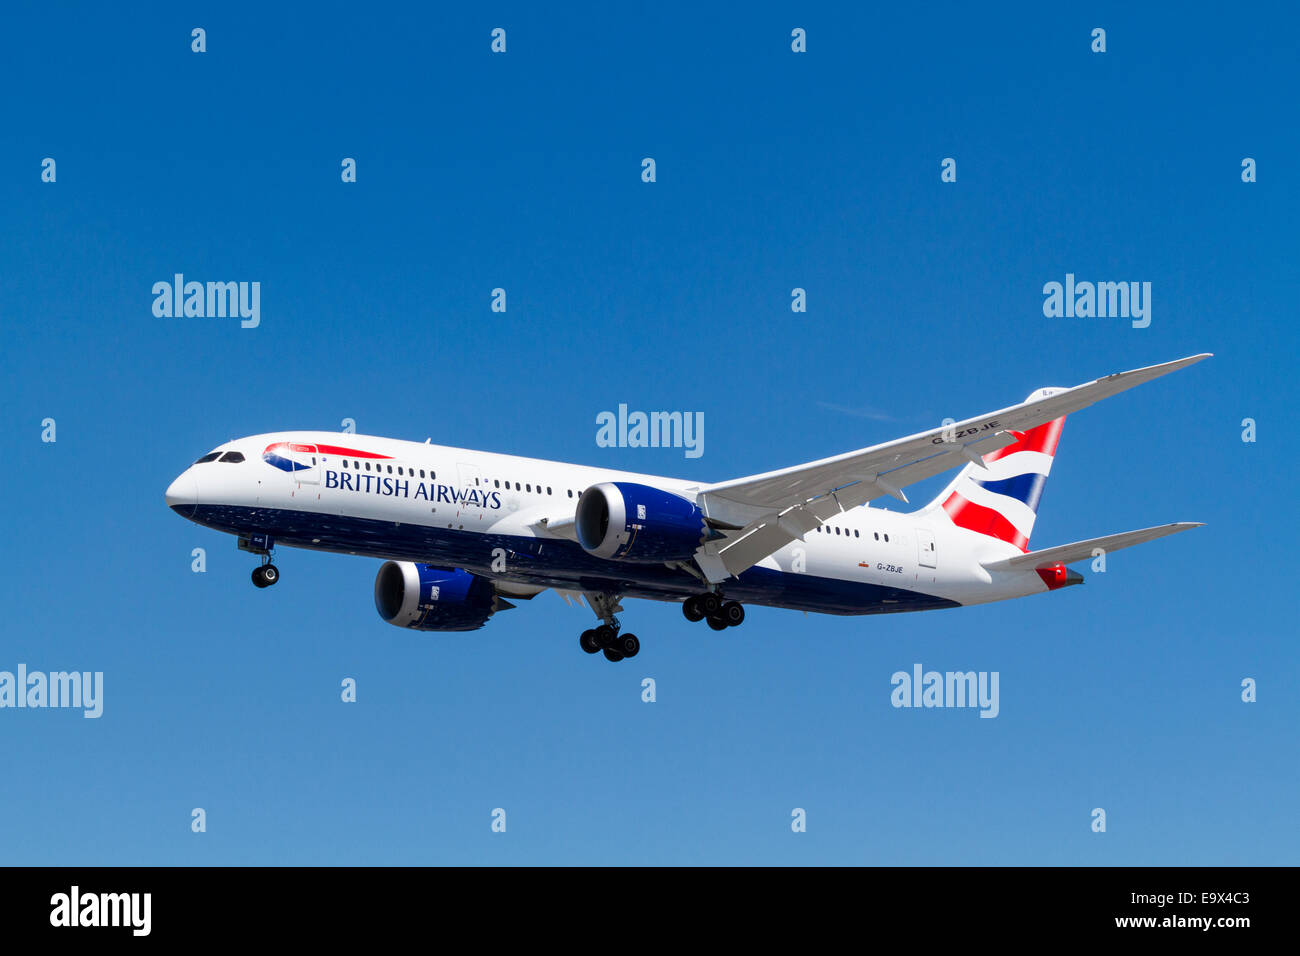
[981,522,1204,571]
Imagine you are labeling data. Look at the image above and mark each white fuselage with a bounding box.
[165,431,1057,617]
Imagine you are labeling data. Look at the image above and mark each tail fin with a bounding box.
[922,388,1066,553]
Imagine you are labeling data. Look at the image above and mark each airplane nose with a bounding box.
[165,470,197,518]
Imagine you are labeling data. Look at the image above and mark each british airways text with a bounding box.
[324,470,503,508]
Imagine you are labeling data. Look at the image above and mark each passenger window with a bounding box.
[365,462,371,471]
[387,465,393,474]
[420,470,425,478]
[568,489,573,498]
[884,534,890,542]
[873,532,879,540]
[547,487,552,495]
[526,484,531,492]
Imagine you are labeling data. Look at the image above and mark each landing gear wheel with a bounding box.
[698,593,721,617]
[619,634,640,658]
[707,614,728,631]
[251,566,268,588]
[260,564,279,586]
[721,601,744,627]
[594,624,618,648]
[682,596,704,622]
[602,647,625,662]
[580,629,601,654]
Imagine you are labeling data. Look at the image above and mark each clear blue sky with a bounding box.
[1,2,1295,865]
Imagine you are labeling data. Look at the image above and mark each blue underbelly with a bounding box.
[186,504,959,616]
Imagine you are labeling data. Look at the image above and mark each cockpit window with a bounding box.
[219,451,245,463]
[194,452,222,464]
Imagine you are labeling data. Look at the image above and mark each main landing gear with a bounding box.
[575,591,744,662]
[579,591,639,663]
[579,624,640,662]
[682,593,744,631]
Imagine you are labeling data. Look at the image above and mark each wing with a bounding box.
[692,353,1211,582]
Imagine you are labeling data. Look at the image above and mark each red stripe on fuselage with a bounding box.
[313,443,392,459]
[264,442,392,460]
[984,416,1065,463]
[942,493,1029,551]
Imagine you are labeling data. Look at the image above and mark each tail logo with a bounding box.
[941,417,1065,552]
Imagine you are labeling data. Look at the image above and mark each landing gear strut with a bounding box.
[683,594,743,630]
[579,594,639,662]
[240,534,280,589]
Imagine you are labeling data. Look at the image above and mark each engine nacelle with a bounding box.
[374,562,502,631]
[575,481,708,562]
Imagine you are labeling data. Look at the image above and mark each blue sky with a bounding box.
[1,2,1296,864]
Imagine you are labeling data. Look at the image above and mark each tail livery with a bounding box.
[936,388,1066,552]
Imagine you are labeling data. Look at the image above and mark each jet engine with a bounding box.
[373,562,512,631]
[575,482,709,562]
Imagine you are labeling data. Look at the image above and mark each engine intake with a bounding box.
[374,562,505,631]
[575,481,708,562]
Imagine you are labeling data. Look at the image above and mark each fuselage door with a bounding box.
[917,527,937,568]
[289,442,320,485]
[457,462,484,504]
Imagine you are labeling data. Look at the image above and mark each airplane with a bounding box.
[165,353,1209,662]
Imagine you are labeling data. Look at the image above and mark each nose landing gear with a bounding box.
[251,561,280,588]
[239,534,280,589]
